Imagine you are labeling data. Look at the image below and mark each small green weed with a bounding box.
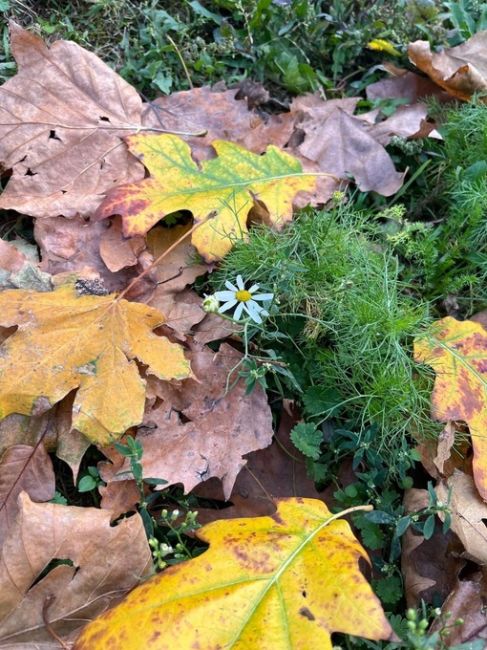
[211,205,438,466]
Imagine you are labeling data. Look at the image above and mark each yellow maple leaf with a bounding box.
[96,134,318,261]
[0,284,190,445]
[74,498,392,650]
[414,317,487,498]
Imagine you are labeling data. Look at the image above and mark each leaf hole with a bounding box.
[30,558,75,589]
[49,130,61,141]
[24,168,37,176]
[99,115,111,123]
[302,590,307,598]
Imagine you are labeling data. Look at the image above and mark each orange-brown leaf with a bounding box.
[0,284,190,445]
[414,317,487,498]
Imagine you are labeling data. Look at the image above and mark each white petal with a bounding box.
[214,290,236,301]
[245,301,263,324]
[234,302,245,320]
[219,299,237,313]
[236,275,245,290]
[225,280,238,291]
[251,293,274,302]
[248,283,260,293]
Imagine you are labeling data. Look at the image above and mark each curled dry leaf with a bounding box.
[0,492,151,648]
[409,31,487,101]
[98,442,140,519]
[401,488,463,608]
[436,470,487,565]
[0,396,90,480]
[0,284,190,445]
[0,24,145,217]
[414,317,487,499]
[0,443,55,545]
[99,216,145,272]
[429,570,487,647]
[366,69,448,103]
[34,216,138,293]
[75,498,392,650]
[115,344,274,499]
[142,225,208,337]
[297,107,404,196]
[96,133,317,261]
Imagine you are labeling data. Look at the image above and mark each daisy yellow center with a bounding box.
[235,289,252,302]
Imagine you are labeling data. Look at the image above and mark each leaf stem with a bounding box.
[116,221,203,301]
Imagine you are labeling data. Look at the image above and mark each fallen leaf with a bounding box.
[143,86,261,162]
[34,216,136,293]
[196,400,323,521]
[192,312,242,345]
[297,108,404,195]
[366,70,448,103]
[99,216,145,272]
[401,488,463,607]
[95,134,317,261]
[0,283,190,444]
[409,31,487,101]
[0,238,53,292]
[98,442,139,519]
[0,24,145,217]
[75,498,392,650]
[434,422,456,475]
[0,443,55,545]
[429,571,487,647]
[414,317,487,499]
[436,470,487,565]
[123,343,274,499]
[0,492,151,648]
[142,225,208,337]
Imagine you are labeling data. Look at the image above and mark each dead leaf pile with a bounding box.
[0,19,484,649]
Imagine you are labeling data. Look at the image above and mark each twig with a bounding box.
[166,34,193,90]
[116,222,202,301]
[42,596,70,650]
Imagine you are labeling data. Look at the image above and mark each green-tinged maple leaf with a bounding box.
[75,498,392,650]
[0,284,190,445]
[95,134,318,261]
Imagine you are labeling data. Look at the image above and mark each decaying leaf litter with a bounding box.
[0,17,486,650]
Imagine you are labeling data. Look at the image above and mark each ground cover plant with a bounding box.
[0,2,487,649]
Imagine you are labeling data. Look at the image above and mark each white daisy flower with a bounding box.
[214,275,274,324]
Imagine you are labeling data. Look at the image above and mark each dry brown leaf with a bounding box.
[0,24,146,217]
[429,571,487,646]
[192,312,241,345]
[434,422,456,475]
[195,400,323,522]
[34,216,136,293]
[409,32,487,100]
[401,489,463,607]
[0,492,152,648]
[141,225,209,336]
[297,107,404,195]
[98,443,139,519]
[99,216,145,272]
[366,70,448,103]
[0,240,26,274]
[0,444,55,545]
[142,86,259,162]
[437,470,487,565]
[118,344,273,499]
[0,399,90,482]
[368,104,428,145]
